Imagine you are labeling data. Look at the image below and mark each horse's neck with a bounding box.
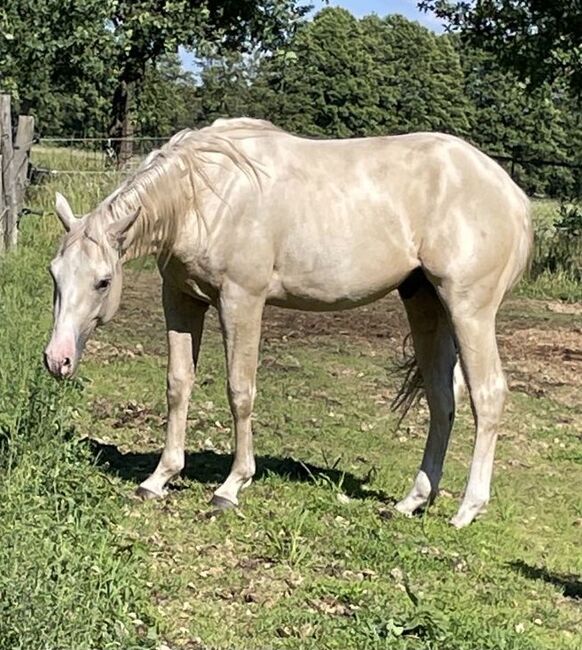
[108,183,164,261]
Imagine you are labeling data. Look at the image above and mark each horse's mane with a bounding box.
[85,118,279,258]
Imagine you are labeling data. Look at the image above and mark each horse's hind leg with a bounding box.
[440,285,508,528]
[395,273,457,516]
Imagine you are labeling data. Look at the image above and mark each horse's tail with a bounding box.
[391,333,423,427]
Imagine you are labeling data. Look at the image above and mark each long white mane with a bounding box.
[87,118,277,257]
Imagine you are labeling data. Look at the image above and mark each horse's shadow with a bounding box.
[509,560,582,600]
[86,438,394,504]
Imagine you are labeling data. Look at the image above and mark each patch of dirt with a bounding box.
[110,400,164,430]
[262,296,408,343]
[113,268,582,404]
[545,302,582,316]
[500,326,582,400]
[86,339,146,362]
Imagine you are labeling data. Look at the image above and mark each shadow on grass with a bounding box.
[509,560,582,600]
[86,438,395,504]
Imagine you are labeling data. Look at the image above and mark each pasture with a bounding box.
[0,148,580,649]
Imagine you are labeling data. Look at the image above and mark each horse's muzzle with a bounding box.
[43,348,75,379]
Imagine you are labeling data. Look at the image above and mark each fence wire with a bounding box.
[30,136,170,180]
[30,135,582,200]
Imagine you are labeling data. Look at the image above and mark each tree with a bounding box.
[106,0,310,159]
[138,54,200,137]
[360,15,472,136]
[236,9,471,138]
[0,0,310,140]
[268,7,383,137]
[461,45,579,195]
[0,0,114,135]
[419,1,582,94]
[196,53,269,126]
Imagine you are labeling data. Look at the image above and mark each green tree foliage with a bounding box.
[0,0,113,135]
[419,1,582,94]
[105,0,309,144]
[360,15,472,135]
[272,8,383,137]
[138,54,200,137]
[233,8,472,138]
[461,45,581,195]
[0,0,309,136]
[196,53,269,127]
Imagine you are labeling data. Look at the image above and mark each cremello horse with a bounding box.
[45,119,532,528]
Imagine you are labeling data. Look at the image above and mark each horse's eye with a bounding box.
[95,278,111,291]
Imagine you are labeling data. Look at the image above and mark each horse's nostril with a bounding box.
[62,357,71,368]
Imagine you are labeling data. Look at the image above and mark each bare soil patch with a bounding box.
[105,269,582,405]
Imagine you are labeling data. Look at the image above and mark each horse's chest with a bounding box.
[159,257,219,305]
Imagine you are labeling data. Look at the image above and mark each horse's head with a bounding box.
[44,192,139,379]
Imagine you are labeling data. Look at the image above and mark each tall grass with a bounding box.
[520,200,582,301]
[0,224,159,649]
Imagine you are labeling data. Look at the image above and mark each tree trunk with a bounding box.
[109,78,134,169]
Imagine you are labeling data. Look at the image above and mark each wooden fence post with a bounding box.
[14,115,35,218]
[0,154,4,254]
[0,95,34,252]
[0,94,18,251]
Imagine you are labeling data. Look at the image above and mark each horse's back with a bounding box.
[200,119,532,307]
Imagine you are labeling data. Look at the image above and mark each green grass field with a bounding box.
[0,149,579,649]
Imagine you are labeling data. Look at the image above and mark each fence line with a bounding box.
[28,133,582,201]
[39,136,169,142]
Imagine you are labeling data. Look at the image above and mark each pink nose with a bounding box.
[44,339,76,379]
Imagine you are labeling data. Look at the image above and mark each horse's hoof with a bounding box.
[209,494,237,512]
[135,486,161,500]
[450,501,487,528]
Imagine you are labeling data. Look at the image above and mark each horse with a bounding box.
[44,118,533,528]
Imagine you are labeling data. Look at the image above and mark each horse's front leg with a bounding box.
[211,282,265,510]
[137,284,207,499]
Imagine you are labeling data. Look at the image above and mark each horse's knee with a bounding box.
[167,369,194,407]
[160,448,185,476]
[228,385,255,420]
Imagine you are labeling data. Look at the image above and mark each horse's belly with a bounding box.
[267,245,416,310]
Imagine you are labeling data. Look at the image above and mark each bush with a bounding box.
[530,200,582,283]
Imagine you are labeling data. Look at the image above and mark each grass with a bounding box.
[1,146,579,649]
[0,224,159,649]
[78,295,582,650]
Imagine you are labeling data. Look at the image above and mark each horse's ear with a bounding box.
[107,207,141,252]
[55,192,78,231]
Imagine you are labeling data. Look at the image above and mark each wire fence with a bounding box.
[30,136,169,180]
[30,135,582,200]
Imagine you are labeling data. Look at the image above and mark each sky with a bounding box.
[180,0,442,72]
[310,0,442,29]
